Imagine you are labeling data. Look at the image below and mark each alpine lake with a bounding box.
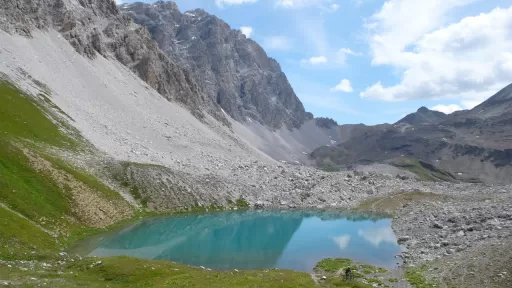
[72,210,403,272]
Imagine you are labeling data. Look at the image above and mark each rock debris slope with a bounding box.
[0,0,228,124]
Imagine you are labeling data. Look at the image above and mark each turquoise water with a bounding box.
[78,211,403,272]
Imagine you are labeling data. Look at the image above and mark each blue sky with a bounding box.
[120,0,512,125]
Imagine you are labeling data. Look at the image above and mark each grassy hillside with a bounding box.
[0,80,133,259]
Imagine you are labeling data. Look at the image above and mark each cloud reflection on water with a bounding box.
[331,235,351,250]
[358,226,397,247]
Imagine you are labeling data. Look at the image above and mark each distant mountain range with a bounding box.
[312,84,512,183]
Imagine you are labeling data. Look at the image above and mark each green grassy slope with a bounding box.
[0,81,129,259]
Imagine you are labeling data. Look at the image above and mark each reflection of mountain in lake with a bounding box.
[81,211,402,271]
[90,211,303,269]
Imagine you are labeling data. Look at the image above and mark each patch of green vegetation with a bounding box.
[0,205,59,260]
[186,202,226,213]
[130,185,142,200]
[311,146,352,172]
[366,277,386,286]
[354,191,447,215]
[388,278,398,283]
[140,196,150,208]
[352,270,365,279]
[405,266,436,288]
[42,153,125,201]
[359,264,388,274]
[235,198,250,209]
[0,256,316,288]
[0,139,72,230]
[322,278,375,288]
[315,258,355,273]
[0,81,78,149]
[317,157,341,172]
[0,80,132,258]
[315,259,393,287]
[389,158,457,182]
[227,198,250,209]
[376,267,387,273]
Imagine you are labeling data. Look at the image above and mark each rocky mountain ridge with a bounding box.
[0,0,230,124]
[119,1,312,129]
[0,0,313,131]
[312,84,512,183]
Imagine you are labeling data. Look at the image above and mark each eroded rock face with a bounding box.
[120,1,312,129]
[0,0,228,125]
[0,0,312,130]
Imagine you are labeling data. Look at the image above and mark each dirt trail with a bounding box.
[0,202,55,236]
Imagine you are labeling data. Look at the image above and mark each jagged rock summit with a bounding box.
[120,1,312,129]
[0,0,225,123]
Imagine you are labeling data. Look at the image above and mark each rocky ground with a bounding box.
[390,185,512,287]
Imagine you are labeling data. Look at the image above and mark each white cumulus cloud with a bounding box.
[240,26,253,38]
[216,0,258,8]
[336,48,360,64]
[301,56,328,65]
[431,104,463,114]
[263,36,292,51]
[361,1,512,107]
[331,79,353,92]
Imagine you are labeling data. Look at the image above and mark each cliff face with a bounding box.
[0,0,230,125]
[120,1,312,129]
[1,0,312,130]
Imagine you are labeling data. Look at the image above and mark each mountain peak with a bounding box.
[396,106,447,125]
[417,106,431,113]
[121,2,311,129]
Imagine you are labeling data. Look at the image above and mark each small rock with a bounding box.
[456,231,465,237]
[200,266,205,270]
[433,222,444,229]
[92,261,102,267]
[397,236,411,244]
[254,201,264,209]
[321,276,327,280]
